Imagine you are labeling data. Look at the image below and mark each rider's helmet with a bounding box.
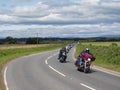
[84,48,89,53]
[62,46,66,51]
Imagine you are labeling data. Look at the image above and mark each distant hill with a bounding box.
[100,35,120,38]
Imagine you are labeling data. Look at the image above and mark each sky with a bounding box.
[0,0,120,38]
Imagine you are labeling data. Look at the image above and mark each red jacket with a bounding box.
[80,52,95,61]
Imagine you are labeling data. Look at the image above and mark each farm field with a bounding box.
[81,42,120,46]
[0,44,53,50]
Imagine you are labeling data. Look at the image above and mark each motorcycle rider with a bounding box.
[82,48,93,56]
[58,46,67,60]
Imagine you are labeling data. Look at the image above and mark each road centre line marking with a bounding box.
[45,59,48,65]
[45,53,66,77]
[4,67,9,90]
[80,83,96,90]
[47,56,52,59]
[45,55,54,65]
[48,65,66,77]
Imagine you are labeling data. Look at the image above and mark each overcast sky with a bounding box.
[0,0,120,38]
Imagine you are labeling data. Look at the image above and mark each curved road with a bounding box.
[4,47,120,90]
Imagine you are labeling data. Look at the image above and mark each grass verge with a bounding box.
[0,44,62,90]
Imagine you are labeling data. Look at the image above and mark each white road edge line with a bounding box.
[73,47,76,61]
[80,83,96,90]
[92,66,120,77]
[4,67,9,90]
[48,65,66,77]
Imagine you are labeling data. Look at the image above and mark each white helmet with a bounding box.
[85,48,89,52]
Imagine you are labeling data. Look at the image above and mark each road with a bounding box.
[4,47,120,90]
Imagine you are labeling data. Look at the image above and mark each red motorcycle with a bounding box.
[75,52,95,73]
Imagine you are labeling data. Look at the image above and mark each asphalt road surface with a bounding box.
[4,47,120,90]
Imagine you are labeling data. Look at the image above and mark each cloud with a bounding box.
[0,14,19,23]
[0,23,120,38]
[0,0,120,38]
[0,0,119,25]
[80,0,100,5]
[39,0,75,6]
[13,2,49,16]
[12,0,32,2]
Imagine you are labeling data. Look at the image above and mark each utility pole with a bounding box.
[36,33,39,45]
[35,33,40,46]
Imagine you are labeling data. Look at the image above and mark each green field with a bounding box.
[81,42,120,46]
[75,42,120,72]
[0,44,62,90]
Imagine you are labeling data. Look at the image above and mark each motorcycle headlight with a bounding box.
[88,58,91,61]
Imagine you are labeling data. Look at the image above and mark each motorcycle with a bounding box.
[75,54,95,73]
[77,58,91,73]
[59,52,67,63]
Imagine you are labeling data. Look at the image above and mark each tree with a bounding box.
[6,36,17,44]
[26,38,38,44]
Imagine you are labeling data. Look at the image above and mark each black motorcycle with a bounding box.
[59,52,67,63]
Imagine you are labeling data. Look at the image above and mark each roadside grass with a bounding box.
[0,44,51,50]
[0,44,62,90]
[81,42,120,47]
[75,43,120,72]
